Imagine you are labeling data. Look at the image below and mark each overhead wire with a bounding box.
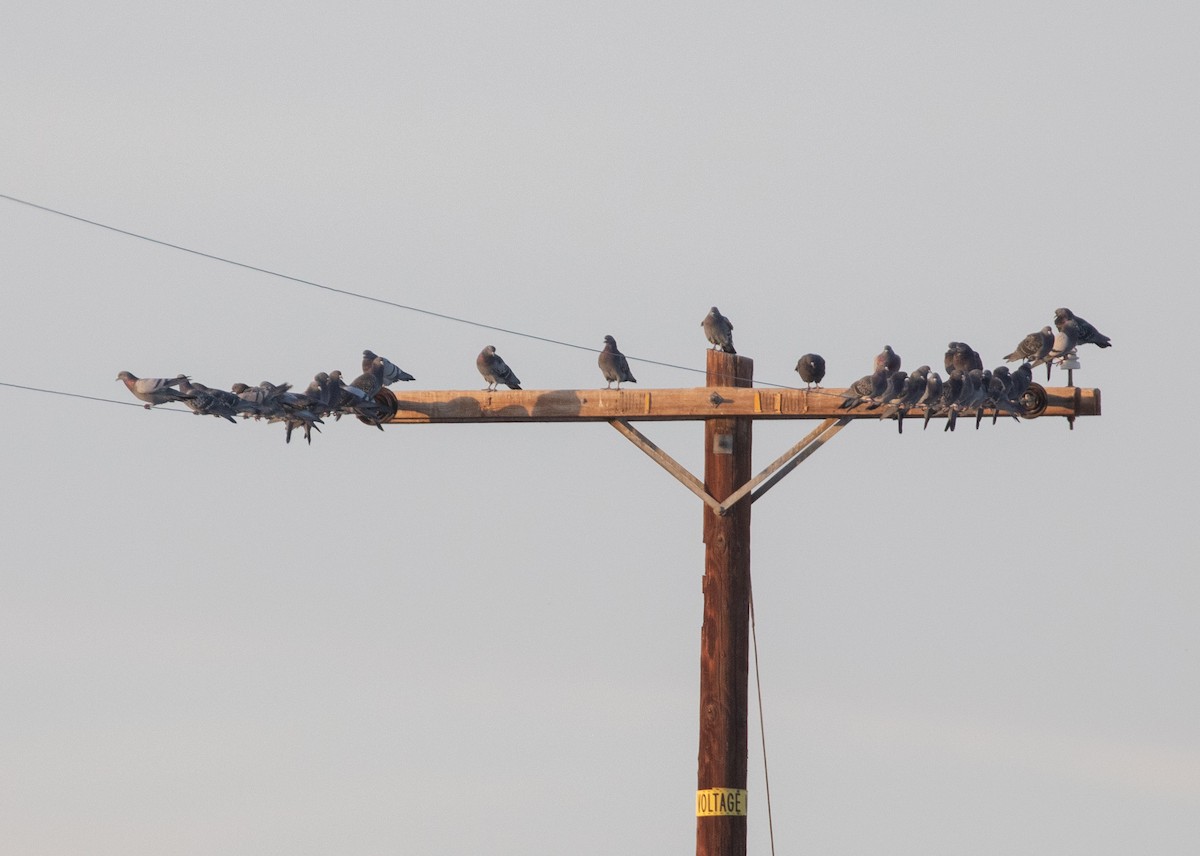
[0,191,840,392]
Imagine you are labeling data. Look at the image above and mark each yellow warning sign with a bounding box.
[696,787,747,817]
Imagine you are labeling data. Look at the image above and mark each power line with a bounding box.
[0,380,189,412]
[0,191,809,389]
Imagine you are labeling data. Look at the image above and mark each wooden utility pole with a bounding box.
[377,356,1100,856]
[696,350,753,856]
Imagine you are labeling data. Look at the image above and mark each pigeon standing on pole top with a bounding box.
[794,353,826,389]
[477,346,522,391]
[598,335,637,389]
[1054,308,1111,349]
[701,307,736,353]
[116,371,194,409]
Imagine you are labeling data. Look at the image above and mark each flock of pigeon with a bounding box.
[116,306,1108,443]
[805,306,1111,433]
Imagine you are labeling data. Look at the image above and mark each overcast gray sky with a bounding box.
[2,3,1198,854]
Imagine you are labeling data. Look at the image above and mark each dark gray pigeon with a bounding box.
[116,371,194,409]
[1054,308,1111,348]
[794,353,826,389]
[477,346,522,390]
[176,377,238,423]
[363,350,415,385]
[919,371,944,430]
[701,307,736,354]
[598,335,637,389]
[1004,327,1055,364]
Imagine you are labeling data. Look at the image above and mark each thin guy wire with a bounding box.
[749,576,777,856]
[0,191,844,393]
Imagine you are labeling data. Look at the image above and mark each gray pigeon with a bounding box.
[839,369,889,410]
[116,371,194,409]
[1037,319,1081,379]
[598,335,637,389]
[919,371,944,430]
[1004,327,1055,364]
[363,350,415,385]
[880,366,928,433]
[794,353,826,389]
[701,307,736,354]
[477,345,522,390]
[1054,308,1111,348]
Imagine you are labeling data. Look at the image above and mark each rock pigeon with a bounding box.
[945,342,983,374]
[1004,327,1055,364]
[794,353,826,389]
[598,335,637,389]
[349,357,386,399]
[874,345,901,375]
[116,371,194,409]
[176,377,238,423]
[879,366,928,433]
[477,346,522,391]
[839,369,889,410]
[701,307,736,354]
[363,350,415,384]
[866,370,907,410]
[919,371,944,430]
[1036,320,1081,379]
[1054,308,1111,348]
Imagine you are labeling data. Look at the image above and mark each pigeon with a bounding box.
[1008,363,1034,413]
[879,366,928,433]
[866,370,907,410]
[928,369,965,431]
[794,353,826,389]
[598,335,637,389]
[874,345,901,375]
[1054,308,1111,348]
[363,350,415,385]
[477,345,522,391]
[701,307,736,354]
[919,371,944,430]
[176,377,238,423]
[839,369,889,410]
[1004,327,1055,364]
[349,357,386,399]
[983,365,1022,426]
[944,342,983,374]
[1036,320,1081,380]
[116,371,194,409]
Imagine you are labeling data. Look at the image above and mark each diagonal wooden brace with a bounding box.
[609,416,851,515]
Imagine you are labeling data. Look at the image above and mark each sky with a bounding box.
[2,3,1198,854]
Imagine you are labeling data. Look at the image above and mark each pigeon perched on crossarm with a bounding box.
[363,350,415,385]
[477,346,522,390]
[794,353,826,389]
[598,335,637,389]
[1005,327,1055,364]
[701,307,736,354]
[116,371,194,409]
[874,345,901,375]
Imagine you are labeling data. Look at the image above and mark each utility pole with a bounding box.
[696,350,753,856]
[376,355,1100,856]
